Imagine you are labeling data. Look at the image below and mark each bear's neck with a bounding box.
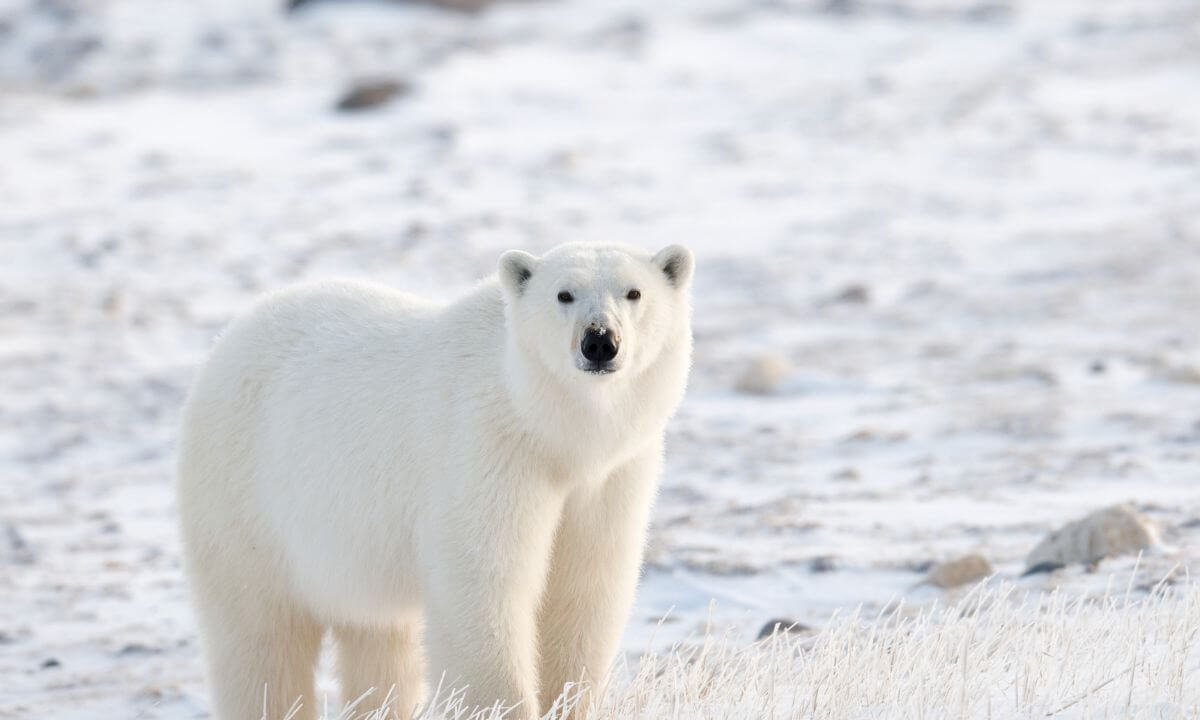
[500,340,663,474]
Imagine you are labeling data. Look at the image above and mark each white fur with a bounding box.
[176,242,694,720]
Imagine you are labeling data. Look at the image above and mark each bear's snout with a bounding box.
[581,327,620,366]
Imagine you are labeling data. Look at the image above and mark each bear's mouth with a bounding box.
[582,361,617,375]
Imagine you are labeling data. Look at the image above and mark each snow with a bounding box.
[342,583,1200,720]
[2,0,1200,717]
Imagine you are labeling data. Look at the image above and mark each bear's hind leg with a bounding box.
[197,591,324,720]
[334,618,425,718]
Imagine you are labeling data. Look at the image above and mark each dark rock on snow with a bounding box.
[756,618,811,641]
[336,79,412,112]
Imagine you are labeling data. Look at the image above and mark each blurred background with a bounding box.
[2,0,1200,717]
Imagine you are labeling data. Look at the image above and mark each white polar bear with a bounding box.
[176,242,694,720]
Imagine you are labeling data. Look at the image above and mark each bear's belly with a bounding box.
[250,379,439,623]
[279,517,425,624]
[252,436,431,624]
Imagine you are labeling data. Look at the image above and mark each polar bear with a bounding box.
[176,242,694,720]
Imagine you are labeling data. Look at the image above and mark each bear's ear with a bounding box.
[652,245,694,289]
[498,250,539,297]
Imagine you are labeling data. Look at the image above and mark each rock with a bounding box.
[809,555,836,573]
[117,643,163,657]
[906,559,936,574]
[1160,363,1200,385]
[830,467,860,482]
[840,428,908,444]
[335,79,411,112]
[1024,505,1159,573]
[756,618,811,641]
[830,283,870,304]
[926,553,993,589]
[1021,561,1064,577]
[734,353,789,395]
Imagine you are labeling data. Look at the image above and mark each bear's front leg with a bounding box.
[423,466,566,719]
[537,447,662,716]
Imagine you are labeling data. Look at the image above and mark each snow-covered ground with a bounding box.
[3,0,1200,717]
[279,583,1200,720]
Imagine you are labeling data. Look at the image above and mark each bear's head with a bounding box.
[498,243,693,387]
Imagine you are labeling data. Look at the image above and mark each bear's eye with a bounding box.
[557,291,574,304]
[626,289,641,301]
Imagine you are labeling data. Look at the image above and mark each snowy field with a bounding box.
[349,583,1200,720]
[3,0,1200,717]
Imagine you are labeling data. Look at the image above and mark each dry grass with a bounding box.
[323,573,1200,720]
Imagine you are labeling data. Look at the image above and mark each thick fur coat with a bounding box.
[177,243,694,719]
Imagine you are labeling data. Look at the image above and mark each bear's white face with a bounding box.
[498,243,694,388]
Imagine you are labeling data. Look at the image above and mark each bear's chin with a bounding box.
[580,362,618,376]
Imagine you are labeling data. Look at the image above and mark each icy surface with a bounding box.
[2,0,1200,717]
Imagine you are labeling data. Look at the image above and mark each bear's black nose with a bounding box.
[581,328,619,364]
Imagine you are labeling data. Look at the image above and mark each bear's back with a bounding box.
[178,278,511,617]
